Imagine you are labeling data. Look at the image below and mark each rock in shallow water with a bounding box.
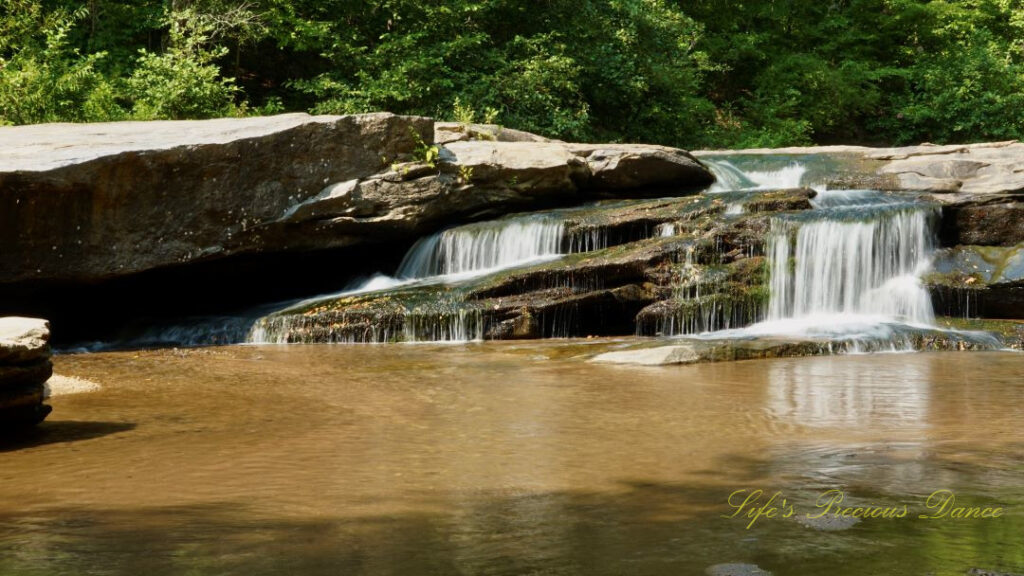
[0,317,53,430]
[705,563,772,576]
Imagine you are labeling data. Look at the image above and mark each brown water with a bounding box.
[2,343,1022,576]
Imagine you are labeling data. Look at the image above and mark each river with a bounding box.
[2,343,1021,575]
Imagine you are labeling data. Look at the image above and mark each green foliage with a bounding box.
[1,0,1022,147]
[125,8,242,119]
[410,127,439,167]
[0,3,122,124]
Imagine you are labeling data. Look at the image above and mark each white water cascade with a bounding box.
[248,214,581,344]
[396,217,566,279]
[704,158,808,192]
[765,203,937,325]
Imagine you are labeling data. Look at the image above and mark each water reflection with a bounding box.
[1,345,1021,576]
[766,356,930,429]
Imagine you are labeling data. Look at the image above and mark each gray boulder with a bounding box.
[0,114,713,289]
[0,317,53,429]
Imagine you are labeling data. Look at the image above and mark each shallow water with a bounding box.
[2,343,1023,575]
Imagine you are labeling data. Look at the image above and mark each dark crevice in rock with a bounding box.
[0,242,410,346]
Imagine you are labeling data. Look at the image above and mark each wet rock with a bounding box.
[940,200,1024,247]
[934,318,1024,349]
[249,189,815,344]
[705,563,772,576]
[695,143,1024,247]
[592,344,703,365]
[591,338,834,365]
[0,317,52,430]
[698,141,1024,198]
[589,327,1001,365]
[925,243,1024,319]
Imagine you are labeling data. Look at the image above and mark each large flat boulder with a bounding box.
[0,114,713,289]
[0,113,433,285]
[269,137,713,241]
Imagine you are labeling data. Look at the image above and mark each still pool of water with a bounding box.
[2,343,1022,575]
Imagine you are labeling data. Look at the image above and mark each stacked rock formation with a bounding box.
[0,317,53,430]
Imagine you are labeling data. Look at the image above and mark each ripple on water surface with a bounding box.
[1,344,1022,576]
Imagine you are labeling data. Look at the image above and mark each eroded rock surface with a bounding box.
[0,114,713,289]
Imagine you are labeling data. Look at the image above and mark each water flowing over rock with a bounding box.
[765,196,937,324]
[0,317,53,429]
[696,144,1024,247]
[0,114,712,343]
[246,189,815,344]
[396,216,566,279]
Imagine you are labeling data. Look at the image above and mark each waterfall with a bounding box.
[704,158,807,192]
[396,216,565,279]
[249,213,585,344]
[766,202,938,325]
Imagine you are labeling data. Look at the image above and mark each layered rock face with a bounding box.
[249,189,815,343]
[695,142,1024,245]
[695,143,1024,319]
[0,114,712,342]
[0,318,52,429]
[0,114,711,287]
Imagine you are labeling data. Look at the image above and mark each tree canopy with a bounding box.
[2,0,1022,148]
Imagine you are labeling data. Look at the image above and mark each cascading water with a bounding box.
[676,161,999,351]
[704,158,808,192]
[396,217,565,279]
[765,196,937,325]
[249,212,601,344]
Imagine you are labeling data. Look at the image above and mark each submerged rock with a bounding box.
[705,563,772,576]
[588,326,1002,366]
[0,317,53,429]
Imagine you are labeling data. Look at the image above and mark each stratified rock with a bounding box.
[940,200,1024,246]
[0,113,433,285]
[0,360,53,389]
[248,189,813,343]
[0,317,52,430]
[0,114,713,290]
